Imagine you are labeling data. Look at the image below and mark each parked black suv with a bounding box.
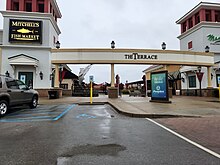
[0,75,39,117]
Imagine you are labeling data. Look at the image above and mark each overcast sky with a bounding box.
[0,0,219,84]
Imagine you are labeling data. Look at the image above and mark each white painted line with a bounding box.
[146,118,220,159]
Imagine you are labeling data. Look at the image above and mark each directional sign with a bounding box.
[196,72,204,82]
[89,75,94,82]
[217,76,220,85]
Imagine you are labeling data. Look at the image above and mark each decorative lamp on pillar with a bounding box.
[5,71,10,77]
[111,41,115,49]
[161,42,166,50]
[205,46,210,53]
[56,41,60,49]
[39,71,43,80]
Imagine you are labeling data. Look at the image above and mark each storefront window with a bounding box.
[205,10,211,21]
[189,75,196,88]
[215,10,220,22]
[13,2,19,11]
[25,2,32,12]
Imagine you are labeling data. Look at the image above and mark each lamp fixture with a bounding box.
[111,41,115,49]
[56,41,60,49]
[5,71,10,77]
[205,46,210,53]
[161,42,166,50]
[39,71,43,80]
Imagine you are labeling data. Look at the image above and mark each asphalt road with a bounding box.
[0,104,219,165]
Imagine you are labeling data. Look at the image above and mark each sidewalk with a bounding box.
[39,95,220,118]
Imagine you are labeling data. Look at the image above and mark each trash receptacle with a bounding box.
[176,90,180,96]
[48,90,59,99]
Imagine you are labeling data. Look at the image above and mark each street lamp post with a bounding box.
[55,40,61,88]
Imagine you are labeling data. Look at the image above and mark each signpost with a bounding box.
[218,76,220,101]
[196,67,204,97]
[150,71,171,103]
[89,75,94,104]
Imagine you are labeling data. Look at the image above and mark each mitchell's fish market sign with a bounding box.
[9,19,42,43]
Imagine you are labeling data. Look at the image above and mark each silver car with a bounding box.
[0,75,38,117]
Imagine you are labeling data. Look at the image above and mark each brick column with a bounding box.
[19,0,25,11]
[6,0,12,10]
[211,10,215,22]
[200,9,206,22]
[32,0,37,12]
[44,0,49,13]
[192,15,196,26]
[186,19,189,30]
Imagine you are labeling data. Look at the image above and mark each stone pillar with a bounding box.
[108,64,118,98]
[54,64,59,87]
[164,65,168,70]
[111,64,115,87]
[207,66,212,88]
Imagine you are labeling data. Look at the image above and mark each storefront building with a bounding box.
[0,0,217,97]
[0,0,61,90]
[177,2,220,96]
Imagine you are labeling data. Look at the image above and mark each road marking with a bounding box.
[146,118,220,159]
[0,104,75,122]
[53,104,75,121]
[76,113,96,119]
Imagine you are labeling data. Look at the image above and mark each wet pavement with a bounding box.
[0,104,219,164]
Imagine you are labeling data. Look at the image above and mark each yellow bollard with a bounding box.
[90,81,93,104]
[219,86,220,102]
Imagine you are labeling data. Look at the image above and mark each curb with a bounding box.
[106,102,201,119]
[39,100,202,119]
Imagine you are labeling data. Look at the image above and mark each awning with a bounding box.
[8,54,39,67]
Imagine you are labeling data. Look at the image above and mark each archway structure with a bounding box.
[51,48,214,88]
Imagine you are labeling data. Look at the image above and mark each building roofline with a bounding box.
[0,10,61,35]
[177,22,220,40]
[51,0,62,18]
[8,54,39,61]
[143,65,164,73]
[176,2,220,24]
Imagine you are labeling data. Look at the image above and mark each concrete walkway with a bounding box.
[39,95,220,118]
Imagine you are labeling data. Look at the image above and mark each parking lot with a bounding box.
[0,103,219,165]
[0,104,75,122]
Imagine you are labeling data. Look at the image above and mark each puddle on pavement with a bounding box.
[59,144,126,158]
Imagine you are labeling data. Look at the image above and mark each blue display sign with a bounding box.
[217,75,220,85]
[151,71,170,102]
